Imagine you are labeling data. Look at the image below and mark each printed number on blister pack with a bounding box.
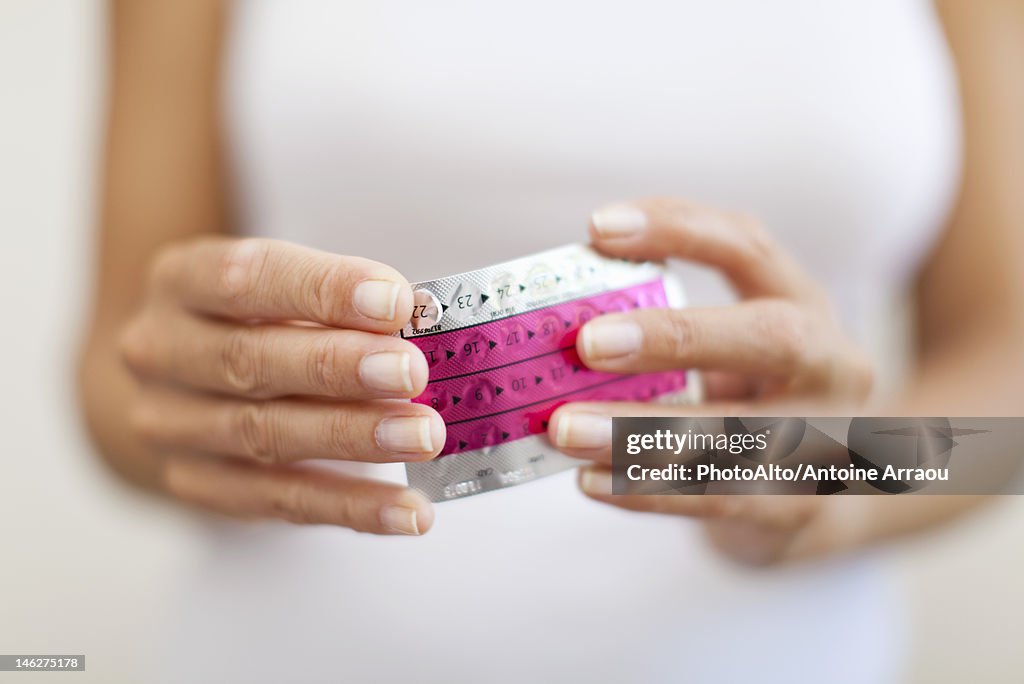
[398,243,697,501]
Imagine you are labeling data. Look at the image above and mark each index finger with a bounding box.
[588,198,823,304]
[152,237,414,332]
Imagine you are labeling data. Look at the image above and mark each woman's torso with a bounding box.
[160,2,960,682]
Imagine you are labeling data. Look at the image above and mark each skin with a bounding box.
[80,0,1024,557]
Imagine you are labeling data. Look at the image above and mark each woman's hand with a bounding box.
[117,237,442,535]
[548,198,875,565]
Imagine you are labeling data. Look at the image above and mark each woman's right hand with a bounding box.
[117,237,442,535]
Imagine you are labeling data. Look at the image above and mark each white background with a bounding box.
[0,2,1022,682]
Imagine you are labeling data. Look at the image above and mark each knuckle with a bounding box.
[319,409,355,456]
[147,244,184,292]
[218,238,270,306]
[335,494,363,531]
[305,337,345,394]
[221,329,271,396]
[128,400,163,444]
[735,214,776,263]
[234,402,282,463]
[161,457,195,502]
[117,318,152,373]
[761,301,809,369]
[274,480,354,528]
[653,196,695,221]
[663,313,700,361]
[273,479,316,524]
[658,200,699,237]
[302,261,346,323]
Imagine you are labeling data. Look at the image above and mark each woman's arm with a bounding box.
[79,0,232,488]
[913,0,1024,414]
[79,2,440,534]
[799,0,1024,561]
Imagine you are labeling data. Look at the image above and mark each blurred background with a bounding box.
[1,2,1022,682]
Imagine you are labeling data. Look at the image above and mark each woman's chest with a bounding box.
[225,0,960,302]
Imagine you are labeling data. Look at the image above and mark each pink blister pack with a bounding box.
[400,244,701,501]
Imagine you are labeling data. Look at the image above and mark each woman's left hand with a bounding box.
[548,198,875,565]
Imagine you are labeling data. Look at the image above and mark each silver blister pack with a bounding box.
[399,243,701,501]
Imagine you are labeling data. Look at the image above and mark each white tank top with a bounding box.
[160,2,960,682]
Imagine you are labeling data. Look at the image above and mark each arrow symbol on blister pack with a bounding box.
[519,284,526,292]
[572,365,580,373]
[564,320,571,328]
[541,420,549,429]
[441,303,449,313]
[480,294,490,305]
[555,276,562,283]
[452,396,461,405]
[534,376,543,384]
[502,432,510,440]
[459,440,468,449]
[495,387,504,396]
[446,350,456,360]
[488,340,497,349]
[527,331,535,339]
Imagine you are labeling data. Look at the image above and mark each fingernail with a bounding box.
[555,412,613,449]
[591,204,647,237]
[359,352,413,393]
[581,469,614,495]
[580,320,643,359]
[380,506,420,535]
[354,279,401,321]
[376,416,437,454]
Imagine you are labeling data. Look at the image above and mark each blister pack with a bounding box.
[400,244,701,501]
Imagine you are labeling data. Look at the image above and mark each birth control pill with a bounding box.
[399,243,702,502]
